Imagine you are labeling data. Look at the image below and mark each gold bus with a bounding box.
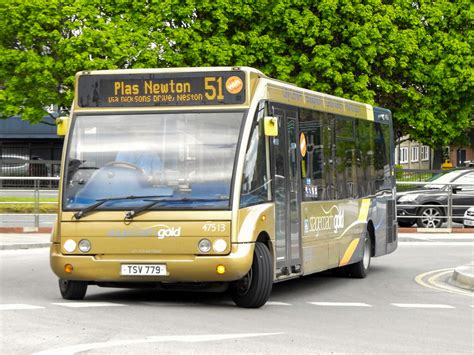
[51,67,397,308]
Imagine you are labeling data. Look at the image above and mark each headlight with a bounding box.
[398,195,418,203]
[78,239,91,253]
[63,239,76,252]
[198,239,211,253]
[213,239,227,253]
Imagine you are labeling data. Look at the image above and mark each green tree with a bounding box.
[0,0,168,122]
[1,0,472,149]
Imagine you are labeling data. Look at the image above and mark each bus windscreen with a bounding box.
[64,111,244,210]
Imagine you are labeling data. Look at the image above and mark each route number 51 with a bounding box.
[205,77,224,100]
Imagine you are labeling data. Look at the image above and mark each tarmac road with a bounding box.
[0,237,472,354]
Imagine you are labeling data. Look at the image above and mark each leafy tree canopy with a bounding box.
[0,0,472,147]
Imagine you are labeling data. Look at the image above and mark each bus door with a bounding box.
[271,104,301,275]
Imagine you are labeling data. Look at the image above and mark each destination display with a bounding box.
[77,71,246,107]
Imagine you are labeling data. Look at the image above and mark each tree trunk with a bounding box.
[432,147,443,169]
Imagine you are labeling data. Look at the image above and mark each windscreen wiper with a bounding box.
[73,195,170,220]
[124,197,229,220]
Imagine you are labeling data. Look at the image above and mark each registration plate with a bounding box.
[120,264,167,276]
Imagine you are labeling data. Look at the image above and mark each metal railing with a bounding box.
[0,176,59,229]
[0,159,61,188]
[396,181,474,229]
[2,176,472,230]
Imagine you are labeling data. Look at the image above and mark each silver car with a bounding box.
[0,154,29,176]
[464,207,474,228]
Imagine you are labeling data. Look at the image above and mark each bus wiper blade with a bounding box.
[124,197,228,220]
[124,199,166,220]
[73,195,169,220]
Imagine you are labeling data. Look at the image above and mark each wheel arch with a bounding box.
[366,220,376,257]
[256,231,274,261]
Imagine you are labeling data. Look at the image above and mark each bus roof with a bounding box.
[73,66,387,121]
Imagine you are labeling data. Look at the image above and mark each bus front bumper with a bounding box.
[50,243,254,283]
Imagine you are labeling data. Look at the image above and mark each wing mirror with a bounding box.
[452,185,462,194]
[56,116,70,136]
[264,116,279,137]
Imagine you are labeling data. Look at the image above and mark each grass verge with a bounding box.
[0,197,58,213]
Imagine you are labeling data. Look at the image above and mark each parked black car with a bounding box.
[397,169,474,228]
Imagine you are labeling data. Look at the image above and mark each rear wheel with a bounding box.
[345,232,371,278]
[417,206,444,228]
[230,242,273,308]
[59,279,88,300]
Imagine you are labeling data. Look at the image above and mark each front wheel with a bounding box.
[59,279,88,300]
[230,242,273,308]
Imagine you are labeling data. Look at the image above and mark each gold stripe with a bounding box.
[339,238,360,266]
[358,198,370,222]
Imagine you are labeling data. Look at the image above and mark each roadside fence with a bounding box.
[0,176,59,229]
[396,181,474,229]
[0,159,60,188]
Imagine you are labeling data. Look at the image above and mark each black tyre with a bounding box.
[397,220,414,228]
[230,242,273,308]
[345,232,371,278]
[416,206,444,228]
[59,279,88,300]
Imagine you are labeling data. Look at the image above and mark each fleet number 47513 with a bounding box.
[202,223,226,232]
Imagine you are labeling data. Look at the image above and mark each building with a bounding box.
[395,136,432,169]
[447,128,474,167]
[0,116,64,187]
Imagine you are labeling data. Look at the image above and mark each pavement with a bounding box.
[1,231,473,292]
[0,233,51,250]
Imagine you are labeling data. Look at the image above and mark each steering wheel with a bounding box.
[104,161,145,174]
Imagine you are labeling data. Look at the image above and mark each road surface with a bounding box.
[0,239,472,354]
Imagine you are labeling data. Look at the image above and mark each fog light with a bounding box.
[64,239,76,252]
[78,239,91,253]
[198,239,211,253]
[213,239,227,252]
[64,264,74,273]
[216,265,226,274]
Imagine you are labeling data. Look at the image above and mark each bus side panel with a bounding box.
[301,199,367,275]
[369,195,398,257]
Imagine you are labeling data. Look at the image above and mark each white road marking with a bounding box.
[391,303,455,309]
[266,301,291,306]
[308,302,372,307]
[32,332,284,355]
[400,235,474,240]
[51,302,125,308]
[400,242,474,246]
[0,304,44,310]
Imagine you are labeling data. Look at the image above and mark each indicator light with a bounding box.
[64,264,74,273]
[216,265,226,274]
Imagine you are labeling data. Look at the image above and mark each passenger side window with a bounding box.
[299,109,335,201]
[335,117,357,198]
[240,102,271,207]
